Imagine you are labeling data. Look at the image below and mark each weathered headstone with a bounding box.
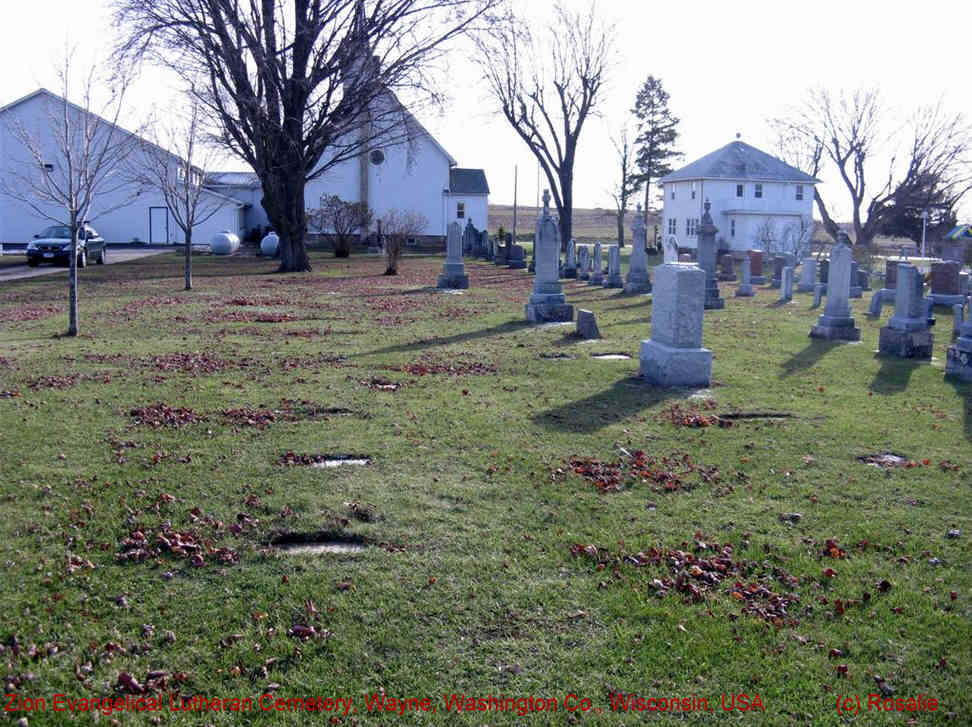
[749,250,767,285]
[960,272,970,296]
[954,304,966,340]
[849,261,862,298]
[624,207,652,293]
[493,234,509,265]
[717,253,737,282]
[797,258,816,293]
[577,245,591,281]
[576,309,600,339]
[771,256,786,289]
[563,239,578,278]
[867,289,887,317]
[811,283,824,309]
[857,268,871,291]
[640,263,712,387]
[525,190,573,322]
[462,219,477,256]
[930,261,965,305]
[507,244,527,269]
[589,242,604,286]
[885,259,899,288]
[819,258,830,285]
[481,230,492,259]
[437,221,469,290]
[735,255,754,297]
[603,245,623,288]
[678,253,694,263]
[663,235,680,264]
[779,266,794,302]
[809,234,860,341]
[696,200,724,309]
[879,264,933,358]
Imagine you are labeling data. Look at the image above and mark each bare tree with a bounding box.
[477,0,612,248]
[310,195,373,258]
[380,208,428,275]
[609,127,641,247]
[113,0,499,273]
[0,59,140,336]
[771,88,972,247]
[138,103,227,290]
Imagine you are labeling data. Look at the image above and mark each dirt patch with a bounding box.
[218,400,354,428]
[129,403,208,429]
[276,452,372,467]
[558,451,719,493]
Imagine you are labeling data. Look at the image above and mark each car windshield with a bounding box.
[38,226,72,239]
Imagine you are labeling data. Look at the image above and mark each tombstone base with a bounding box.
[945,340,972,380]
[639,340,712,388]
[623,271,652,294]
[493,253,508,266]
[809,315,860,341]
[796,283,815,293]
[929,293,966,306]
[436,272,469,289]
[849,286,862,299]
[603,275,623,289]
[588,273,604,286]
[751,275,767,285]
[718,273,738,282]
[735,284,754,297]
[563,266,577,279]
[879,327,933,358]
[525,302,574,323]
[578,270,590,281]
[704,294,725,310]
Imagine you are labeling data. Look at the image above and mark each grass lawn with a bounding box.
[0,249,969,725]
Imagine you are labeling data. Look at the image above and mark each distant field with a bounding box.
[488,204,661,242]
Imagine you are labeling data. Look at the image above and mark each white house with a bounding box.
[0,89,244,245]
[445,168,489,232]
[659,139,818,252]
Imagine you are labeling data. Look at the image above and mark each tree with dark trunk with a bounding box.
[771,88,972,247]
[609,127,642,247]
[477,1,612,249]
[631,75,681,223]
[113,0,499,273]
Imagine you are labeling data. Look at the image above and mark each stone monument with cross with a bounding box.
[525,190,574,323]
[436,221,469,289]
[696,199,724,310]
[624,204,652,293]
[809,233,860,341]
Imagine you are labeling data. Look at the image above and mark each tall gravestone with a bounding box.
[735,255,754,297]
[718,254,737,282]
[779,266,794,302]
[809,234,860,341]
[640,263,712,387]
[930,262,965,305]
[879,264,933,358]
[771,256,786,289]
[563,239,578,278]
[624,207,652,293]
[493,233,509,265]
[437,221,469,289]
[749,250,766,285]
[819,258,830,285]
[507,245,527,269]
[797,258,817,293]
[589,243,604,286]
[603,245,623,288]
[696,200,724,309]
[462,219,477,256]
[525,191,573,322]
[578,245,591,281]
[849,261,862,298]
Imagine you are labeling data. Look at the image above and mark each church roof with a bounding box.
[205,171,261,188]
[659,140,819,184]
[449,168,489,195]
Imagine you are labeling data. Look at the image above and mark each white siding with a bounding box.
[446,194,488,234]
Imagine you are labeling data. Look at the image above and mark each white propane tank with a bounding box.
[260,231,279,257]
[210,230,240,255]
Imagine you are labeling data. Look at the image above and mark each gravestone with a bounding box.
[678,253,694,263]
[811,283,824,309]
[493,234,509,265]
[480,230,492,260]
[589,242,604,286]
[867,289,887,317]
[639,263,712,387]
[809,234,860,341]
[603,245,623,288]
[849,261,862,298]
[879,264,933,358]
[797,258,816,293]
[930,262,965,305]
[735,255,754,297]
[525,190,573,322]
[462,219,477,256]
[624,207,652,293]
[437,221,469,289]
[749,250,767,285]
[819,258,830,285]
[960,272,970,296]
[507,244,527,269]
[696,200,724,309]
[885,259,899,288]
[717,253,737,282]
[779,266,794,302]
[576,309,600,339]
[857,268,871,291]
[771,256,786,289]
[563,239,578,278]
[577,245,591,281]
[954,304,966,340]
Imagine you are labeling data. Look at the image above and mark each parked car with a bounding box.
[25,225,107,268]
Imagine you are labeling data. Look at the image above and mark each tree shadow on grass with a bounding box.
[779,339,843,377]
[945,376,972,441]
[358,319,532,357]
[533,376,684,433]
[868,354,925,395]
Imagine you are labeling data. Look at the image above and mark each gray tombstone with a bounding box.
[696,200,724,309]
[640,263,712,387]
[603,245,623,288]
[954,303,966,340]
[563,239,578,278]
[811,283,824,309]
[867,289,886,318]
[493,235,508,265]
[797,258,817,293]
[437,221,469,289]
[779,266,794,302]
[462,219,477,256]
[576,309,600,339]
[771,256,786,289]
[809,234,860,341]
[577,245,591,281]
[717,253,737,282]
[930,261,965,305]
[589,242,604,286]
[624,207,652,293]
[507,244,527,269]
[525,190,573,322]
[735,255,754,297]
[849,261,862,298]
[879,264,933,358]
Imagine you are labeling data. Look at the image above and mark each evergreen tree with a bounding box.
[632,76,681,220]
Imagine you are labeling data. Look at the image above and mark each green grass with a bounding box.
[0,249,969,725]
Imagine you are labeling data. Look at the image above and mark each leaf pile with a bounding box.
[129,403,207,429]
[563,451,717,493]
[657,401,732,428]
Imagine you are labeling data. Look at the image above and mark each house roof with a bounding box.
[449,168,489,195]
[205,171,261,188]
[659,140,819,184]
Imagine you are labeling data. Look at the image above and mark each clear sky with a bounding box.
[3,0,970,220]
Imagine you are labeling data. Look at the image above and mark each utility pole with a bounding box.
[512,165,518,244]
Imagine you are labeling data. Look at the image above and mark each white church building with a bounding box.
[0,87,487,246]
[659,139,818,252]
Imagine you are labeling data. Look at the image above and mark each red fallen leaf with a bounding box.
[877,579,892,592]
[189,553,205,567]
[829,649,842,658]
[921,459,930,466]
[817,386,824,392]
[950,591,958,601]
[117,671,145,694]
[823,568,837,578]
[939,460,960,471]
[891,606,904,614]
[834,599,845,615]
[862,592,871,602]
[835,664,848,677]
[938,657,948,669]
[335,580,353,592]
[427,576,437,586]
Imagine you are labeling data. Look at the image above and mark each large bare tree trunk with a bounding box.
[262,172,311,273]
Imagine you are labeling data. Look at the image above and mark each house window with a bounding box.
[670,187,675,200]
[690,181,696,200]
[456,202,465,219]
[754,183,763,198]
[796,184,804,201]
[686,218,699,236]
[42,162,54,173]
[730,219,736,237]
[736,184,744,198]
[667,217,677,235]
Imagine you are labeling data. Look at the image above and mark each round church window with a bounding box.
[370,149,385,165]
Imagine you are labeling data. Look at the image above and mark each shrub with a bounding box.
[379,209,428,275]
[309,195,372,258]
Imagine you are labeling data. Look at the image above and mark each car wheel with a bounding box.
[97,248,106,265]
[78,250,87,269]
